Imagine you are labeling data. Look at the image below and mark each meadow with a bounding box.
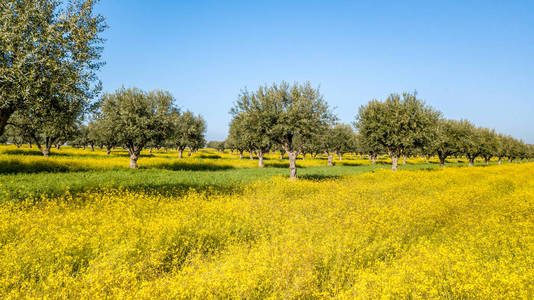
[0,145,532,298]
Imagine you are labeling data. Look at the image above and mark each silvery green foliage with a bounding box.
[355,92,440,170]
[167,110,206,153]
[98,87,175,167]
[0,0,106,150]
[231,81,335,176]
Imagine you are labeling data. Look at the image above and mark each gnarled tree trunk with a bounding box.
[439,155,446,168]
[42,147,50,157]
[249,151,254,160]
[287,151,297,179]
[391,154,399,171]
[468,156,475,167]
[128,148,140,169]
[178,149,183,159]
[106,145,112,155]
[371,155,377,164]
[239,150,243,159]
[0,107,15,137]
[338,153,342,161]
[402,155,407,165]
[257,150,264,168]
[327,152,334,166]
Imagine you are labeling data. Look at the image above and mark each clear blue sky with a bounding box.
[95,0,534,143]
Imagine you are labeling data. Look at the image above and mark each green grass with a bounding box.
[0,163,442,202]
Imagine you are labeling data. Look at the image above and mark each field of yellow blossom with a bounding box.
[0,144,532,298]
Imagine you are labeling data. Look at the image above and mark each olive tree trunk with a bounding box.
[439,156,446,168]
[327,153,334,166]
[484,157,490,165]
[257,150,265,168]
[106,145,112,155]
[402,155,407,165]
[41,147,51,157]
[468,157,475,167]
[178,149,183,159]
[288,151,298,179]
[498,157,502,164]
[128,149,140,169]
[239,150,243,159]
[391,154,399,171]
[371,155,377,164]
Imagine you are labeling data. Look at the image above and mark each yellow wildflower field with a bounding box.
[0,163,532,298]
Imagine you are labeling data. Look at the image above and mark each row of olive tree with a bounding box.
[3,86,207,168]
[355,92,534,170]
[72,87,206,168]
[225,84,532,176]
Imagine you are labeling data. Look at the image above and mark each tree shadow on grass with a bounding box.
[12,181,246,204]
[0,159,236,175]
[195,154,222,159]
[265,162,290,168]
[0,160,90,174]
[298,174,342,181]
[105,182,243,199]
[337,161,366,167]
[149,161,235,171]
[2,149,71,156]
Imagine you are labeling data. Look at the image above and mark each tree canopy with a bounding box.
[0,0,105,137]
[231,81,335,178]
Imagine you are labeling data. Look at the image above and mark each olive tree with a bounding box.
[87,118,118,154]
[186,114,207,155]
[167,110,206,158]
[319,123,353,166]
[231,82,334,178]
[99,87,175,168]
[355,92,439,171]
[6,96,82,156]
[454,119,480,166]
[0,0,105,136]
[331,123,354,161]
[478,127,499,165]
[226,114,249,159]
[230,89,275,167]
